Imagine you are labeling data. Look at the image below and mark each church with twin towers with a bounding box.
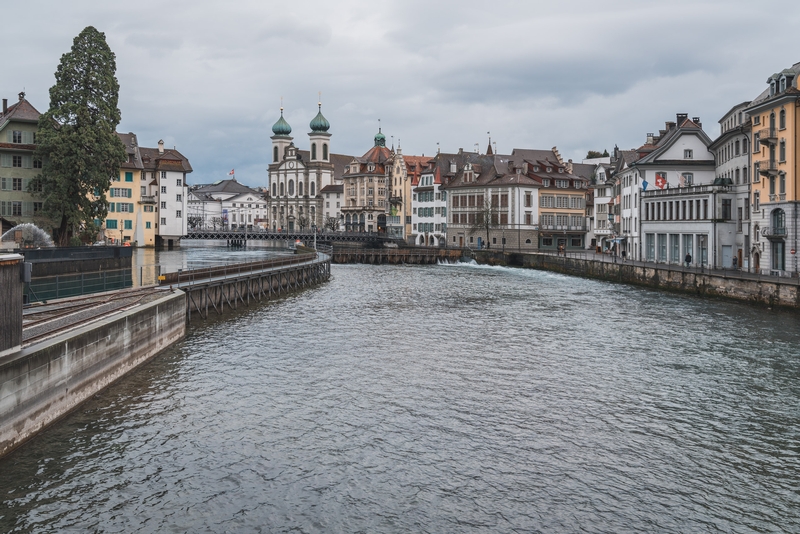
[267,101,346,232]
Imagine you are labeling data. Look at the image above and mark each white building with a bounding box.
[188,178,267,229]
[638,114,738,268]
[140,140,191,248]
[709,101,752,269]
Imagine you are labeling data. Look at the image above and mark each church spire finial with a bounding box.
[486,131,494,155]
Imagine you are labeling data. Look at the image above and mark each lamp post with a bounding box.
[312,224,317,250]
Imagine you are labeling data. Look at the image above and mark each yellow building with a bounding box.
[99,133,157,246]
[747,63,800,275]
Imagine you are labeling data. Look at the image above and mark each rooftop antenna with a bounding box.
[436,142,440,154]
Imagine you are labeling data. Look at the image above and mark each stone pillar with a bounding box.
[0,254,24,358]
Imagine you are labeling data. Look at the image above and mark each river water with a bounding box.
[1,256,799,533]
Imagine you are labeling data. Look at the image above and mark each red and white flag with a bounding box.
[228,169,235,176]
[655,172,667,189]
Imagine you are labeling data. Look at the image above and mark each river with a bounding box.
[1,256,799,533]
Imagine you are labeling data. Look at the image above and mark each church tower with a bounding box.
[271,106,293,163]
[308,100,331,163]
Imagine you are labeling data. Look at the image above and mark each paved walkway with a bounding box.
[537,250,800,285]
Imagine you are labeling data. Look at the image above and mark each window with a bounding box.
[125,172,133,182]
[721,199,732,220]
[288,180,294,196]
[311,143,317,160]
[273,146,279,162]
[161,218,167,225]
[33,158,42,169]
[780,140,786,162]
[176,194,182,202]
[12,155,22,168]
[12,177,22,191]
[33,202,42,213]
[753,191,760,212]
[323,144,328,160]
[779,109,786,129]
[160,171,167,179]
[146,222,151,229]
[12,131,22,143]
[681,173,693,186]
[176,210,182,218]
[106,219,118,229]
[684,149,693,159]
[161,186,167,193]
[124,220,132,230]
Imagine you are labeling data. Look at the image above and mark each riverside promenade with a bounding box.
[474,249,800,309]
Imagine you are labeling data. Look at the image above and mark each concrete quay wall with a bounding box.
[474,251,800,309]
[0,290,186,458]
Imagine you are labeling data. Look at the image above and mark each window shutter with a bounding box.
[129,203,133,212]
[6,131,12,143]
[0,154,11,167]
[22,131,33,144]
[22,155,32,168]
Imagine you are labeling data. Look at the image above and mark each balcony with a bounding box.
[139,195,156,204]
[389,196,403,205]
[761,226,787,238]
[757,159,778,176]
[758,127,777,145]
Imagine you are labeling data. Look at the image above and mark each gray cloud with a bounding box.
[2,0,799,187]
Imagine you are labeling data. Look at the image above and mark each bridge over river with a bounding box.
[183,229,403,246]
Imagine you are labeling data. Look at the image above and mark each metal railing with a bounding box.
[25,269,133,303]
[761,226,787,237]
[757,127,777,143]
[158,251,319,286]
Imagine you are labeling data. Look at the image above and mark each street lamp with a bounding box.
[312,224,317,250]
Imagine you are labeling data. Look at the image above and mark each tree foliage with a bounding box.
[31,26,126,246]
[324,216,340,232]
[585,149,609,159]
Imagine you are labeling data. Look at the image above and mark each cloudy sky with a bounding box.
[4,0,799,187]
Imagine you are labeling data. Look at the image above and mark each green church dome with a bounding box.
[374,127,386,147]
[309,104,330,132]
[272,109,292,136]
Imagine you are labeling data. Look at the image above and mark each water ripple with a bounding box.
[1,262,799,533]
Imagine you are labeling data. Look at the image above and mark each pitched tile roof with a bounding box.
[0,97,42,124]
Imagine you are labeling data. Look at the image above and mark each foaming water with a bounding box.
[1,263,798,533]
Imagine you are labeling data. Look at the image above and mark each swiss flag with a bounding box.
[655,173,667,189]
[228,169,235,176]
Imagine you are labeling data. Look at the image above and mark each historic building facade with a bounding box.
[267,104,337,231]
[341,129,392,233]
[746,63,800,276]
[0,93,49,233]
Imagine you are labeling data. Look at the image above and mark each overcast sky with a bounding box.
[3,0,799,187]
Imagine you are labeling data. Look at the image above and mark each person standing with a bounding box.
[732,256,738,270]
[685,252,692,268]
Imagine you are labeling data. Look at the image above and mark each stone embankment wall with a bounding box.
[473,251,800,309]
[0,290,186,458]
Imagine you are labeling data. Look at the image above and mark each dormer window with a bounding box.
[558,168,564,173]
[533,165,539,172]
[684,149,693,159]
[779,77,787,92]
[450,162,456,173]
[770,80,776,96]
[368,163,375,172]
[542,179,550,187]
[546,167,552,173]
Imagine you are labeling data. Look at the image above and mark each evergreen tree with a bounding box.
[31,26,126,246]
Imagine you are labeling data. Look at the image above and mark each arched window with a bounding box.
[780,109,786,129]
[279,182,284,196]
[323,144,328,160]
[310,182,315,196]
[273,146,279,162]
[272,182,276,197]
[743,166,748,183]
[288,180,294,196]
[770,112,776,130]
[299,181,303,196]
[772,208,785,230]
[311,143,317,160]
[780,140,786,161]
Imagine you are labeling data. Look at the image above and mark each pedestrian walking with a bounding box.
[685,252,692,268]
[732,256,738,269]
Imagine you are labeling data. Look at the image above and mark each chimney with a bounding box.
[692,117,701,128]
[646,133,654,145]
[676,113,688,125]
[2,99,6,115]
[458,148,463,155]
[158,139,164,154]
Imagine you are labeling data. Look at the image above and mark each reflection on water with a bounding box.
[1,263,799,533]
